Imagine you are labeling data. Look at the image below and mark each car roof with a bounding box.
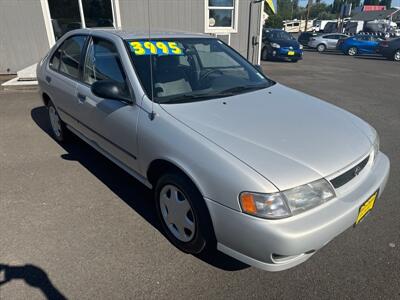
[69,28,211,40]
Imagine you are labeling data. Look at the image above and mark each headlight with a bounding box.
[299,44,303,49]
[270,42,280,48]
[239,179,335,219]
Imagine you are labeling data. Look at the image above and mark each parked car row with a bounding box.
[299,31,400,62]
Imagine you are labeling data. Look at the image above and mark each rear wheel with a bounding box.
[47,100,68,142]
[155,172,216,254]
[347,47,358,56]
[317,44,326,52]
[393,49,400,61]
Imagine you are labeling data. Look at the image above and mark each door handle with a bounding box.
[45,76,52,83]
[77,93,86,102]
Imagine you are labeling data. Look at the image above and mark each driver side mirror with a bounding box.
[91,80,134,104]
[254,64,264,74]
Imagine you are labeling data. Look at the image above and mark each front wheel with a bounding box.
[261,47,269,61]
[393,49,400,61]
[347,47,358,56]
[155,172,216,254]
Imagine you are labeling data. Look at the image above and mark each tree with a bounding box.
[379,0,392,8]
[364,0,380,5]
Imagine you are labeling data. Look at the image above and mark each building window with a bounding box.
[205,0,239,33]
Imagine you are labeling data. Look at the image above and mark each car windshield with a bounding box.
[126,38,274,104]
[266,31,295,41]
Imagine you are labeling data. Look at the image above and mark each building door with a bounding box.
[47,0,117,41]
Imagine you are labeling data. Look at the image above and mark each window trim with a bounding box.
[204,0,239,34]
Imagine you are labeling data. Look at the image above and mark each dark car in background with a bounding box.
[378,38,400,61]
[298,32,319,47]
[337,34,383,56]
[261,29,303,62]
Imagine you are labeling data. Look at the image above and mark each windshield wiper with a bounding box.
[214,84,269,96]
[157,92,219,104]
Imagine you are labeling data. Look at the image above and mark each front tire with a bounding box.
[317,44,326,52]
[393,49,400,61]
[261,47,269,61]
[347,47,358,56]
[155,172,215,254]
[47,100,68,142]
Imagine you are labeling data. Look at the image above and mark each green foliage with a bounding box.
[265,14,284,28]
[379,0,392,8]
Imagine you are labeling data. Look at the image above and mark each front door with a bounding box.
[75,36,140,171]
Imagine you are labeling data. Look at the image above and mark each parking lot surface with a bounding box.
[0,51,399,299]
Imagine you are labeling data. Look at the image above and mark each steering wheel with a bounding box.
[199,69,224,81]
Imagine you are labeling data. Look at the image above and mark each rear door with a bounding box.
[75,36,140,171]
[45,35,88,128]
[325,35,338,49]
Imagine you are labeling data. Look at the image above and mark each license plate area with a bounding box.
[355,190,378,225]
[288,51,295,56]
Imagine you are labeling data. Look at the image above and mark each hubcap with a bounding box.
[159,185,195,242]
[318,45,325,52]
[349,48,356,56]
[394,50,400,61]
[49,106,61,137]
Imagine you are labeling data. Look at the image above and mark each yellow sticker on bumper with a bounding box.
[355,191,377,225]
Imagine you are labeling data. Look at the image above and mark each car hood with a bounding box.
[160,84,373,191]
[273,39,300,48]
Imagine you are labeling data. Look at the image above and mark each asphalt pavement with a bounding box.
[0,51,399,299]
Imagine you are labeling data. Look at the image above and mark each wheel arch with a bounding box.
[42,92,51,107]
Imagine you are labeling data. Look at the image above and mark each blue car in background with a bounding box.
[337,35,383,56]
[261,29,303,62]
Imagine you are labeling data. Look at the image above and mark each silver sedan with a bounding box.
[37,29,390,271]
[308,33,349,52]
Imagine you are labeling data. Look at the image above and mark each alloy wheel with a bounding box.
[394,50,400,61]
[348,47,357,56]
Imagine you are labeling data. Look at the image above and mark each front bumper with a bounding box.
[271,48,303,60]
[205,152,390,271]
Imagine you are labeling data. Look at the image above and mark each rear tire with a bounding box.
[393,49,400,61]
[47,100,68,143]
[155,172,216,255]
[291,59,299,63]
[317,44,326,52]
[347,47,358,56]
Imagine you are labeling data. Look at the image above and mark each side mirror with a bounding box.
[91,80,133,104]
[254,64,264,74]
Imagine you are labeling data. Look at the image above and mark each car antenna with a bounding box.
[147,0,156,121]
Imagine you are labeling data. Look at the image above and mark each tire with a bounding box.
[155,172,216,254]
[347,47,358,56]
[291,59,299,63]
[393,49,400,61]
[47,100,68,142]
[317,44,326,52]
[261,47,269,61]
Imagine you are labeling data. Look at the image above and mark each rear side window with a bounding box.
[50,35,87,79]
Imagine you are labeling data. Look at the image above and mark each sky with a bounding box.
[298,0,400,7]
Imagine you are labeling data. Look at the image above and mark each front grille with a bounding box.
[330,156,369,189]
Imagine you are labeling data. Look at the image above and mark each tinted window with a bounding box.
[50,35,87,79]
[83,38,127,87]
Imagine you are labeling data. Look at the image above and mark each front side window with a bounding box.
[83,37,129,96]
[126,38,274,104]
[206,0,238,33]
[266,31,295,41]
[50,35,87,79]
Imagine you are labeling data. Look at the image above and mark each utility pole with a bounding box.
[304,0,313,32]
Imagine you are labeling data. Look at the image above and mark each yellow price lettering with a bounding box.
[144,42,157,54]
[168,42,182,54]
[130,42,145,55]
[156,42,169,54]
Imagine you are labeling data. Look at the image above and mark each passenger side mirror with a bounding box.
[254,64,264,74]
[91,80,134,104]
